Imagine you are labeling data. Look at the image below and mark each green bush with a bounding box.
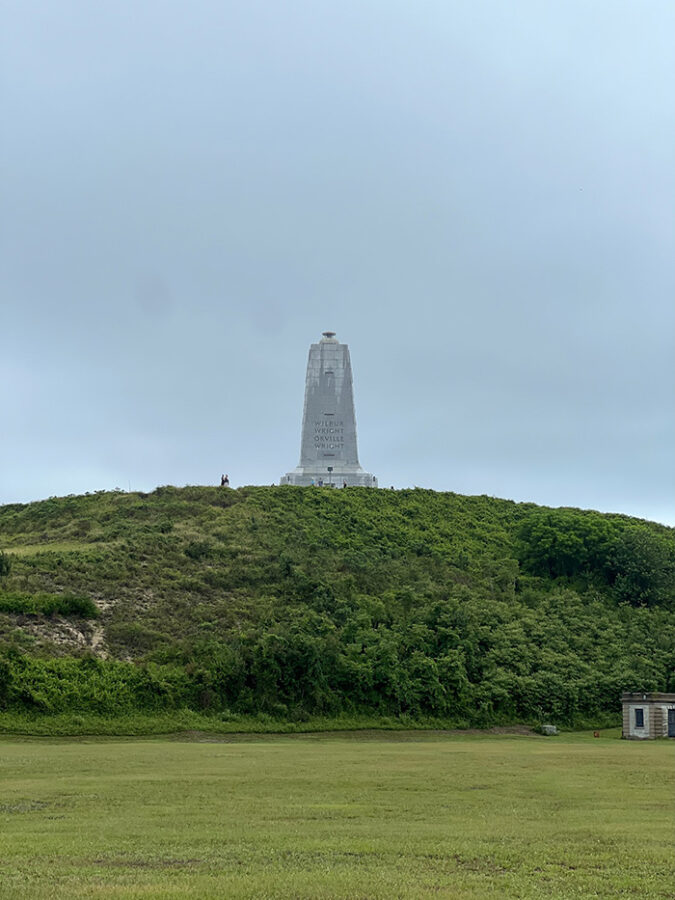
[0,592,99,618]
[106,623,169,654]
[0,552,11,578]
[184,540,211,560]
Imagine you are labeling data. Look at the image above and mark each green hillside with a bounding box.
[0,486,673,730]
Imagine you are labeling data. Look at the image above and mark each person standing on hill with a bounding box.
[220,474,230,487]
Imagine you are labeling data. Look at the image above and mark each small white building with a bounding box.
[622,692,675,740]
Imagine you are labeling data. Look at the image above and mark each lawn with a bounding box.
[0,730,672,898]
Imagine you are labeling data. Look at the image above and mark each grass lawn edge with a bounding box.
[0,709,623,740]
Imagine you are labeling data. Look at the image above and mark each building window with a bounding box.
[635,708,644,728]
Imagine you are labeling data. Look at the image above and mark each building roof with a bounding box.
[621,692,675,702]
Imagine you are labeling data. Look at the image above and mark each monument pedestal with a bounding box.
[281,332,377,488]
[282,466,377,488]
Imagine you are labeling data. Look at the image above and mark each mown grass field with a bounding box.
[0,730,673,898]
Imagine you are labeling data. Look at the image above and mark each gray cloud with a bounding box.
[1,0,673,524]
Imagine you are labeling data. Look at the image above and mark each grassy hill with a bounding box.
[0,486,673,730]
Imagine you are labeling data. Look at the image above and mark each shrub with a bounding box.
[0,552,11,579]
[0,592,99,618]
[184,540,211,560]
[106,623,169,653]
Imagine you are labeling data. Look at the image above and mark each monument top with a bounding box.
[321,331,337,341]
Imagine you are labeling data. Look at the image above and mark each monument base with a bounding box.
[281,466,378,488]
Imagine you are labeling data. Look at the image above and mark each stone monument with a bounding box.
[281,331,377,487]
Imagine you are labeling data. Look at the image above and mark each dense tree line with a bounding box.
[517,508,675,606]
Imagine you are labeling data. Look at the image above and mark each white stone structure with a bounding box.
[622,692,675,739]
[281,332,377,487]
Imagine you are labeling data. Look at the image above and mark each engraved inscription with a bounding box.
[313,419,344,450]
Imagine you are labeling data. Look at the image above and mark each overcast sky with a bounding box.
[2,1,673,524]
